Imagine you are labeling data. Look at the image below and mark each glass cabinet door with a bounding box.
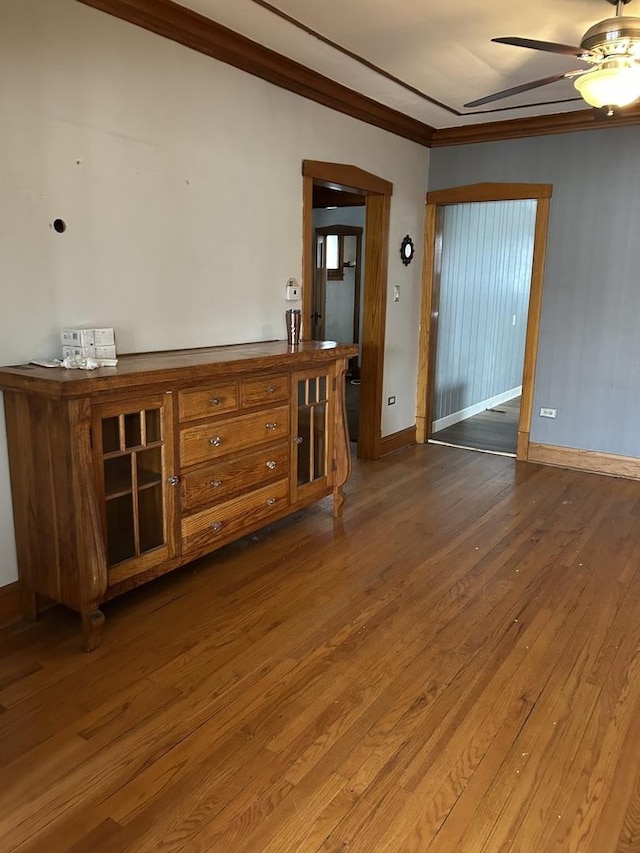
[292,368,334,502]
[93,392,177,584]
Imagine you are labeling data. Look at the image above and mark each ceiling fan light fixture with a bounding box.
[574,61,640,107]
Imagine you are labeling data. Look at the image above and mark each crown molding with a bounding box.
[431,104,640,147]
[76,0,436,147]
[73,1,640,150]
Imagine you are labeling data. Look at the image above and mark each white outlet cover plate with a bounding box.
[285,284,301,301]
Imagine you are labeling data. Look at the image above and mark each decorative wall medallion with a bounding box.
[400,234,415,266]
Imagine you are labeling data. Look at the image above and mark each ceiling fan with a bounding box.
[465,0,640,114]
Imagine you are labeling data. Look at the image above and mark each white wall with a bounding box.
[0,0,429,586]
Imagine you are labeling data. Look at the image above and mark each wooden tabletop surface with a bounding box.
[0,340,359,398]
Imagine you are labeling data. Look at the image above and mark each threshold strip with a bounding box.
[428,439,516,459]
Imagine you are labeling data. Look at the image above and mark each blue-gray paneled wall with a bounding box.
[435,199,536,422]
[428,126,640,457]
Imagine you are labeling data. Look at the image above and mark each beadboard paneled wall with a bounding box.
[428,127,640,457]
[434,199,536,423]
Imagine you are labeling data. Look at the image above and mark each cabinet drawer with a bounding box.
[180,441,289,513]
[241,374,289,407]
[182,479,289,554]
[180,405,290,467]
[178,382,239,422]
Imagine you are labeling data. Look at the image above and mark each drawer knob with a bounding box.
[211,521,223,532]
[294,436,303,445]
[209,436,222,446]
[266,460,277,470]
[210,479,222,488]
[167,475,180,486]
[267,385,276,393]
[265,422,277,431]
[209,397,221,406]
[266,497,277,506]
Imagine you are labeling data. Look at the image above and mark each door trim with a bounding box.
[416,182,552,462]
[303,161,392,460]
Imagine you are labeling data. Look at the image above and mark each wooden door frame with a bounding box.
[415,182,552,461]
[303,161,392,460]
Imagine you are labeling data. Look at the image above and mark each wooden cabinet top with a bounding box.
[0,340,359,399]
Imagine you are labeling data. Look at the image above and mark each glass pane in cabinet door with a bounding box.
[137,447,162,489]
[102,416,120,453]
[139,485,164,553]
[313,403,327,479]
[296,375,329,486]
[104,455,132,497]
[318,376,327,402]
[106,494,135,565]
[297,406,311,485]
[145,408,161,444]
[124,412,142,448]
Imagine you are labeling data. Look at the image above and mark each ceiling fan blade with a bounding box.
[492,36,594,58]
[464,70,585,108]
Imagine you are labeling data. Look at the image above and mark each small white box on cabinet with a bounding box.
[61,328,115,347]
[62,345,117,359]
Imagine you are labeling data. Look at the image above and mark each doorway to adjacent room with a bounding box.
[302,161,392,460]
[313,219,364,444]
[417,182,552,462]
[429,197,538,456]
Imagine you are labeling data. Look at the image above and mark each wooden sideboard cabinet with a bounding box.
[0,340,358,650]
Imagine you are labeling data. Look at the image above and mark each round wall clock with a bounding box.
[400,235,415,266]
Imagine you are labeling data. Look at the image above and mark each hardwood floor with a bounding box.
[431,396,520,455]
[1,444,640,851]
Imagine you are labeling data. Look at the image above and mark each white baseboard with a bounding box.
[432,386,522,433]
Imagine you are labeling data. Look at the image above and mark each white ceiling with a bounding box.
[174,0,628,129]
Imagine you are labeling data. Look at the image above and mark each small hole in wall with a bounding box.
[53,219,67,233]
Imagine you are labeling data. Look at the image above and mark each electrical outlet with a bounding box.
[540,407,557,418]
[387,395,396,406]
[393,285,400,303]
[285,278,301,301]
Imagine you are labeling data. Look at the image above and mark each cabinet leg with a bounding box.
[21,586,39,622]
[332,486,346,518]
[81,608,105,652]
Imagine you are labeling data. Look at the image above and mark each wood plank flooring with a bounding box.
[1,444,640,851]
[431,396,520,455]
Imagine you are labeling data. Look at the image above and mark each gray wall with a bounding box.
[429,126,640,456]
[435,199,536,421]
